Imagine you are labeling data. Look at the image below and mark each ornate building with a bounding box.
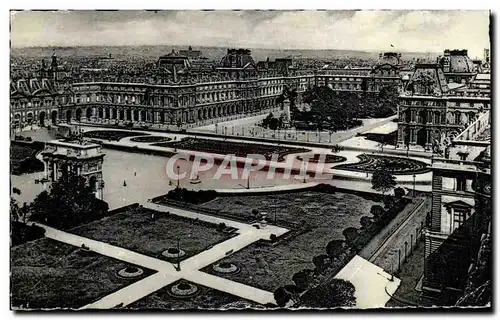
[10,78,61,128]
[396,52,490,152]
[423,111,491,302]
[41,138,106,200]
[11,48,410,128]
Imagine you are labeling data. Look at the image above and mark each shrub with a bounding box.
[370,205,385,219]
[360,216,372,229]
[300,279,356,308]
[274,286,291,307]
[342,227,358,246]
[292,269,314,290]
[312,254,330,273]
[326,240,346,258]
[218,222,227,231]
[383,196,395,209]
[394,187,406,199]
[270,234,277,242]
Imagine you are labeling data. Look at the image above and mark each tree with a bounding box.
[274,286,291,307]
[394,187,406,199]
[30,175,109,229]
[370,205,385,219]
[360,216,372,229]
[326,240,346,259]
[10,198,45,246]
[342,227,358,246]
[371,165,397,195]
[312,254,330,273]
[269,118,279,131]
[292,269,314,291]
[299,279,356,308]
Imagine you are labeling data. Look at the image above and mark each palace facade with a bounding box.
[423,111,491,303]
[11,49,407,128]
[396,50,490,152]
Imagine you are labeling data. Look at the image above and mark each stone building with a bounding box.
[396,60,490,151]
[41,138,106,200]
[423,111,491,303]
[12,48,410,128]
[10,78,61,129]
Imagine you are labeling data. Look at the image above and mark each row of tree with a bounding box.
[272,170,405,308]
[291,85,398,132]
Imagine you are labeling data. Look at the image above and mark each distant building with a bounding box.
[179,46,204,60]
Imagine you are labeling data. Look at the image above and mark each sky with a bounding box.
[10,10,491,58]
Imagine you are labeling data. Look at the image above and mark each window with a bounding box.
[453,209,467,230]
[456,178,466,192]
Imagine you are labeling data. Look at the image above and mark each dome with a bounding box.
[219,49,256,68]
[440,49,475,73]
[378,52,402,67]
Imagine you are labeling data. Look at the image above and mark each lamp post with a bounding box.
[413,173,416,198]
[404,241,408,262]
[410,234,413,254]
[177,237,181,271]
[398,249,401,273]
[176,165,180,188]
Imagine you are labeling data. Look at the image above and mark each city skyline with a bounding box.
[10,10,490,58]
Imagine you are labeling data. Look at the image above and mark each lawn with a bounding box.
[334,154,430,175]
[128,279,259,310]
[10,142,45,175]
[198,191,381,291]
[83,130,146,141]
[129,136,172,143]
[10,238,154,310]
[69,207,233,261]
[153,137,310,161]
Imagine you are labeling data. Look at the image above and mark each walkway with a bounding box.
[34,203,291,309]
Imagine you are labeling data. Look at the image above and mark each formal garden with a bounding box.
[129,135,172,143]
[83,130,148,141]
[69,206,235,261]
[10,141,45,175]
[128,279,259,310]
[159,184,410,305]
[296,153,347,164]
[153,137,310,161]
[11,238,154,310]
[334,154,430,175]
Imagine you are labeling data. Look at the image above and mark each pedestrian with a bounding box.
[134,172,137,176]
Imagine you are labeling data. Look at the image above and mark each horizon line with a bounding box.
[10,44,441,54]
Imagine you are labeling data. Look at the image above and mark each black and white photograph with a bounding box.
[7,8,492,311]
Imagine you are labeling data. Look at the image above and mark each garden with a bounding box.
[69,206,234,261]
[334,154,430,175]
[153,137,310,161]
[83,130,147,141]
[127,279,259,310]
[129,135,172,143]
[296,153,347,164]
[11,238,154,310]
[10,141,45,175]
[197,188,383,291]
[174,185,412,301]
